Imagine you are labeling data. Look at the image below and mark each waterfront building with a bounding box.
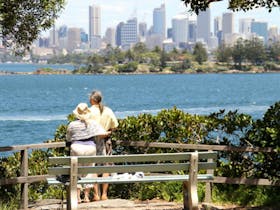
[104,27,116,47]
[268,26,279,43]
[139,22,147,38]
[197,8,211,44]
[172,14,188,47]
[118,18,138,49]
[67,27,81,52]
[49,26,58,48]
[153,4,166,40]
[188,20,197,43]
[251,21,268,44]
[80,30,88,43]
[214,16,222,37]
[89,3,101,48]
[239,18,253,34]
[145,34,163,50]
[222,12,234,44]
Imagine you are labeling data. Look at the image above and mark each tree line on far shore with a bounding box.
[45,38,280,74]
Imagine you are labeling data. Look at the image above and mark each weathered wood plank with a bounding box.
[115,140,276,153]
[20,149,28,210]
[0,142,65,152]
[0,175,52,185]
[69,157,78,210]
[213,177,280,186]
[188,152,199,210]
[47,174,214,184]
[48,152,218,165]
[48,162,216,175]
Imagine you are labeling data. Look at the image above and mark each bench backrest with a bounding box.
[48,151,217,175]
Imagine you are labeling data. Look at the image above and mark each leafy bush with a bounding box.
[0,104,279,206]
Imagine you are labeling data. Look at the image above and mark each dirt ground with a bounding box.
[28,199,279,210]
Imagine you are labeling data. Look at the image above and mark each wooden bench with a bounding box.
[47,151,217,210]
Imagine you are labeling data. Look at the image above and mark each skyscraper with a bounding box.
[251,21,268,43]
[104,27,116,47]
[239,18,253,34]
[197,8,211,44]
[117,18,138,49]
[222,12,234,37]
[153,4,166,39]
[188,20,197,43]
[214,16,222,37]
[89,3,101,48]
[172,14,188,47]
[67,27,81,52]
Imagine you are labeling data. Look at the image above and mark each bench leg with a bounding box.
[68,157,78,210]
[188,152,199,210]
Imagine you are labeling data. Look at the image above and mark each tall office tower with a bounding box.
[172,14,188,47]
[197,8,211,44]
[239,18,253,34]
[153,4,166,39]
[167,28,172,39]
[57,25,68,50]
[251,21,268,44]
[120,18,138,49]
[80,30,88,43]
[214,16,222,36]
[139,22,147,38]
[67,27,81,52]
[89,3,101,48]
[116,22,124,47]
[104,27,116,47]
[58,25,68,38]
[222,12,234,38]
[188,20,197,43]
[49,25,58,47]
[268,26,279,43]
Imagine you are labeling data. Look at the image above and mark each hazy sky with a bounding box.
[50,0,280,36]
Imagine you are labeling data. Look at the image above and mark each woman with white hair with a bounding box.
[66,102,110,203]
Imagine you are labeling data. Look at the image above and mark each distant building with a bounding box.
[80,29,88,43]
[172,14,188,47]
[239,18,253,34]
[139,22,147,38]
[214,16,222,37]
[145,34,163,50]
[67,27,81,52]
[197,8,211,44]
[222,12,234,41]
[104,27,116,47]
[251,20,268,44]
[49,26,58,48]
[268,25,279,43]
[117,18,138,49]
[188,20,197,43]
[89,3,101,48]
[153,4,166,40]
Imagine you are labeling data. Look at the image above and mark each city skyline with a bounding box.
[50,0,280,37]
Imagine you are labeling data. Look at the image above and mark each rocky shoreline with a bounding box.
[0,68,279,76]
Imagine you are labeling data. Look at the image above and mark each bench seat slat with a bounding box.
[48,162,216,175]
[48,152,218,165]
[47,174,214,185]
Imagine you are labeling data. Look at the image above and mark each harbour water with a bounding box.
[0,65,279,147]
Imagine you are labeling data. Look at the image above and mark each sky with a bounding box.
[49,0,280,37]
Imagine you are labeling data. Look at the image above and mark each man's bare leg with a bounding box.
[101,173,110,200]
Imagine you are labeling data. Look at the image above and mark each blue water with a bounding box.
[0,63,74,72]
[0,71,280,147]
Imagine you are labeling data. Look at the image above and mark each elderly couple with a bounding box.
[66,90,118,203]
